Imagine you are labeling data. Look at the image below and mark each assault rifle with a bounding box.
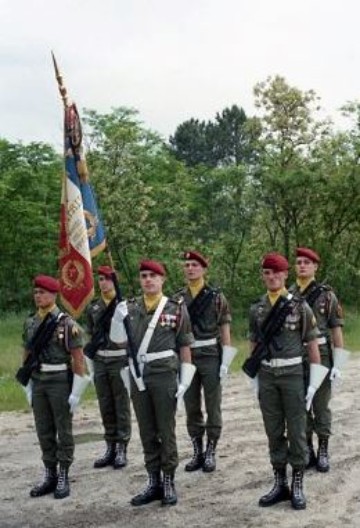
[84,297,117,359]
[16,312,60,386]
[242,294,294,379]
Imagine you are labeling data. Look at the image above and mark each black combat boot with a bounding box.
[93,442,116,468]
[305,437,317,469]
[185,437,204,472]
[130,472,163,506]
[202,439,217,473]
[291,468,306,510]
[30,466,58,497]
[162,472,177,506]
[113,442,127,469]
[259,467,291,507]
[317,436,330,472]
[54,466,70,499]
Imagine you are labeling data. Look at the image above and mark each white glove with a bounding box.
[85,356,95,383]
[120,366,131,397]
[305,363,329,411]
[22,380,33,406]
[305,385,316,411]
[219,345,237,385]
[250,375,259,399]
[176,363,196,411]
[68,374,91,414]
[113,301,128,321]
[110,302,128,343]
[330,367,341,384]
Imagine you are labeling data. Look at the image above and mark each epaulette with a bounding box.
[169,294,184,305]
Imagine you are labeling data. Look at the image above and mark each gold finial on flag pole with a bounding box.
[51,51,69,107]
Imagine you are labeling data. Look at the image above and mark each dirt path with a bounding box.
[1,356,359,528]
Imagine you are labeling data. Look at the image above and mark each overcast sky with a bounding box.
[1,0,360,149]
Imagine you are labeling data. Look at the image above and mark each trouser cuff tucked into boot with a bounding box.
[130,472,163,506]
[259,467,290,507]
[113,442,128,469]
[317,436,330,473]
[162,472,177,506]
[202,439,217,473]
[291,468,306,510]
[185,437,204,472]
[305,436,317,469]
[94,442,116,468]
[30,466,58,498]
[54,466,70,499]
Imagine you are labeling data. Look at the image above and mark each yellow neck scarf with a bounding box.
[296,277,315,293]
[37,304,56,320]
[101,289,116,306]
[188,277,205,299]
[267,287,288,306]
[144,293,163,312]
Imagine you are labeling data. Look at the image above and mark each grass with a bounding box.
[0,310,359,412]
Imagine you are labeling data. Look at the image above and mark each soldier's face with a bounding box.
[295,257,318,279]
[262,269,288,291]
[139,271,164,295]
[98,275,114,293]
[33,288,56,309]
[184,260,205,281]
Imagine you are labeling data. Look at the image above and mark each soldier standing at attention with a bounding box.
[177,250,235,473]
[248,253,325,510]
[110,259,195,507]
[85,266,131,470]
[22,275,88,499]
[291,247,345,472]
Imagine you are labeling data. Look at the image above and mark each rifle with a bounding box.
[111,271,145,391]
[242,294,294,378]
[16,313,60,386]
[84,297,117,359]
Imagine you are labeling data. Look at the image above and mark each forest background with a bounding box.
[1,75,360,318]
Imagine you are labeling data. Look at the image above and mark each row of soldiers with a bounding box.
[20,247,346,510]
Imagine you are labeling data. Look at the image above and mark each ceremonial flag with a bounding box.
[53,53,106,317]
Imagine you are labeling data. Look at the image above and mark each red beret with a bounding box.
[34,275,60,293]
[296,247,320,263]
[97,266,115,280]
[262,253,289,272]
[139,260,166,276]
[183,250,208,268]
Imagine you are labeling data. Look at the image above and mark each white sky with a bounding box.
[1,0,360,149]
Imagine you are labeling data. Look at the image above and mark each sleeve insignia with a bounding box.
[72,323,80,336]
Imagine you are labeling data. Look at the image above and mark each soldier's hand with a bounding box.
[219,364,228,384]
[329,367,342,388]
[68,393,81,414]
[22,380,33,406]
[114,301,128,322]
[305,386,316,411]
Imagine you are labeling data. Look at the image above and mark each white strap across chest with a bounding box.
[137,296,169,360]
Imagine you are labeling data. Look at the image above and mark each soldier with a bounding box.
[22,274,88,499]
[291,247,345,472]
[85,266,131,470]
[248,253,325,510]
[110,259,195,507]
[177,250,234,473]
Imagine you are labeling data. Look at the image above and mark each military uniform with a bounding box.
[290,281,344,468]
[23,306,83,473]
[129,295,193,477]
[176,285,231,449]
[86,297,131,467]
[249,293,318,470]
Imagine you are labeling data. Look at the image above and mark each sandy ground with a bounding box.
[1,356,360,528]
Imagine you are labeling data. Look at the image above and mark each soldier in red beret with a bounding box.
[21,275,88,499]
[111,259,195,506]
[290,247,345,472]
[85,266,131,470]
[247,253,324,510]
[175,250,235,474]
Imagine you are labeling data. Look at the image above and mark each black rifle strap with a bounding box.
[187,286,217,323]
[301,281,328,308]
[256,294,294,348]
